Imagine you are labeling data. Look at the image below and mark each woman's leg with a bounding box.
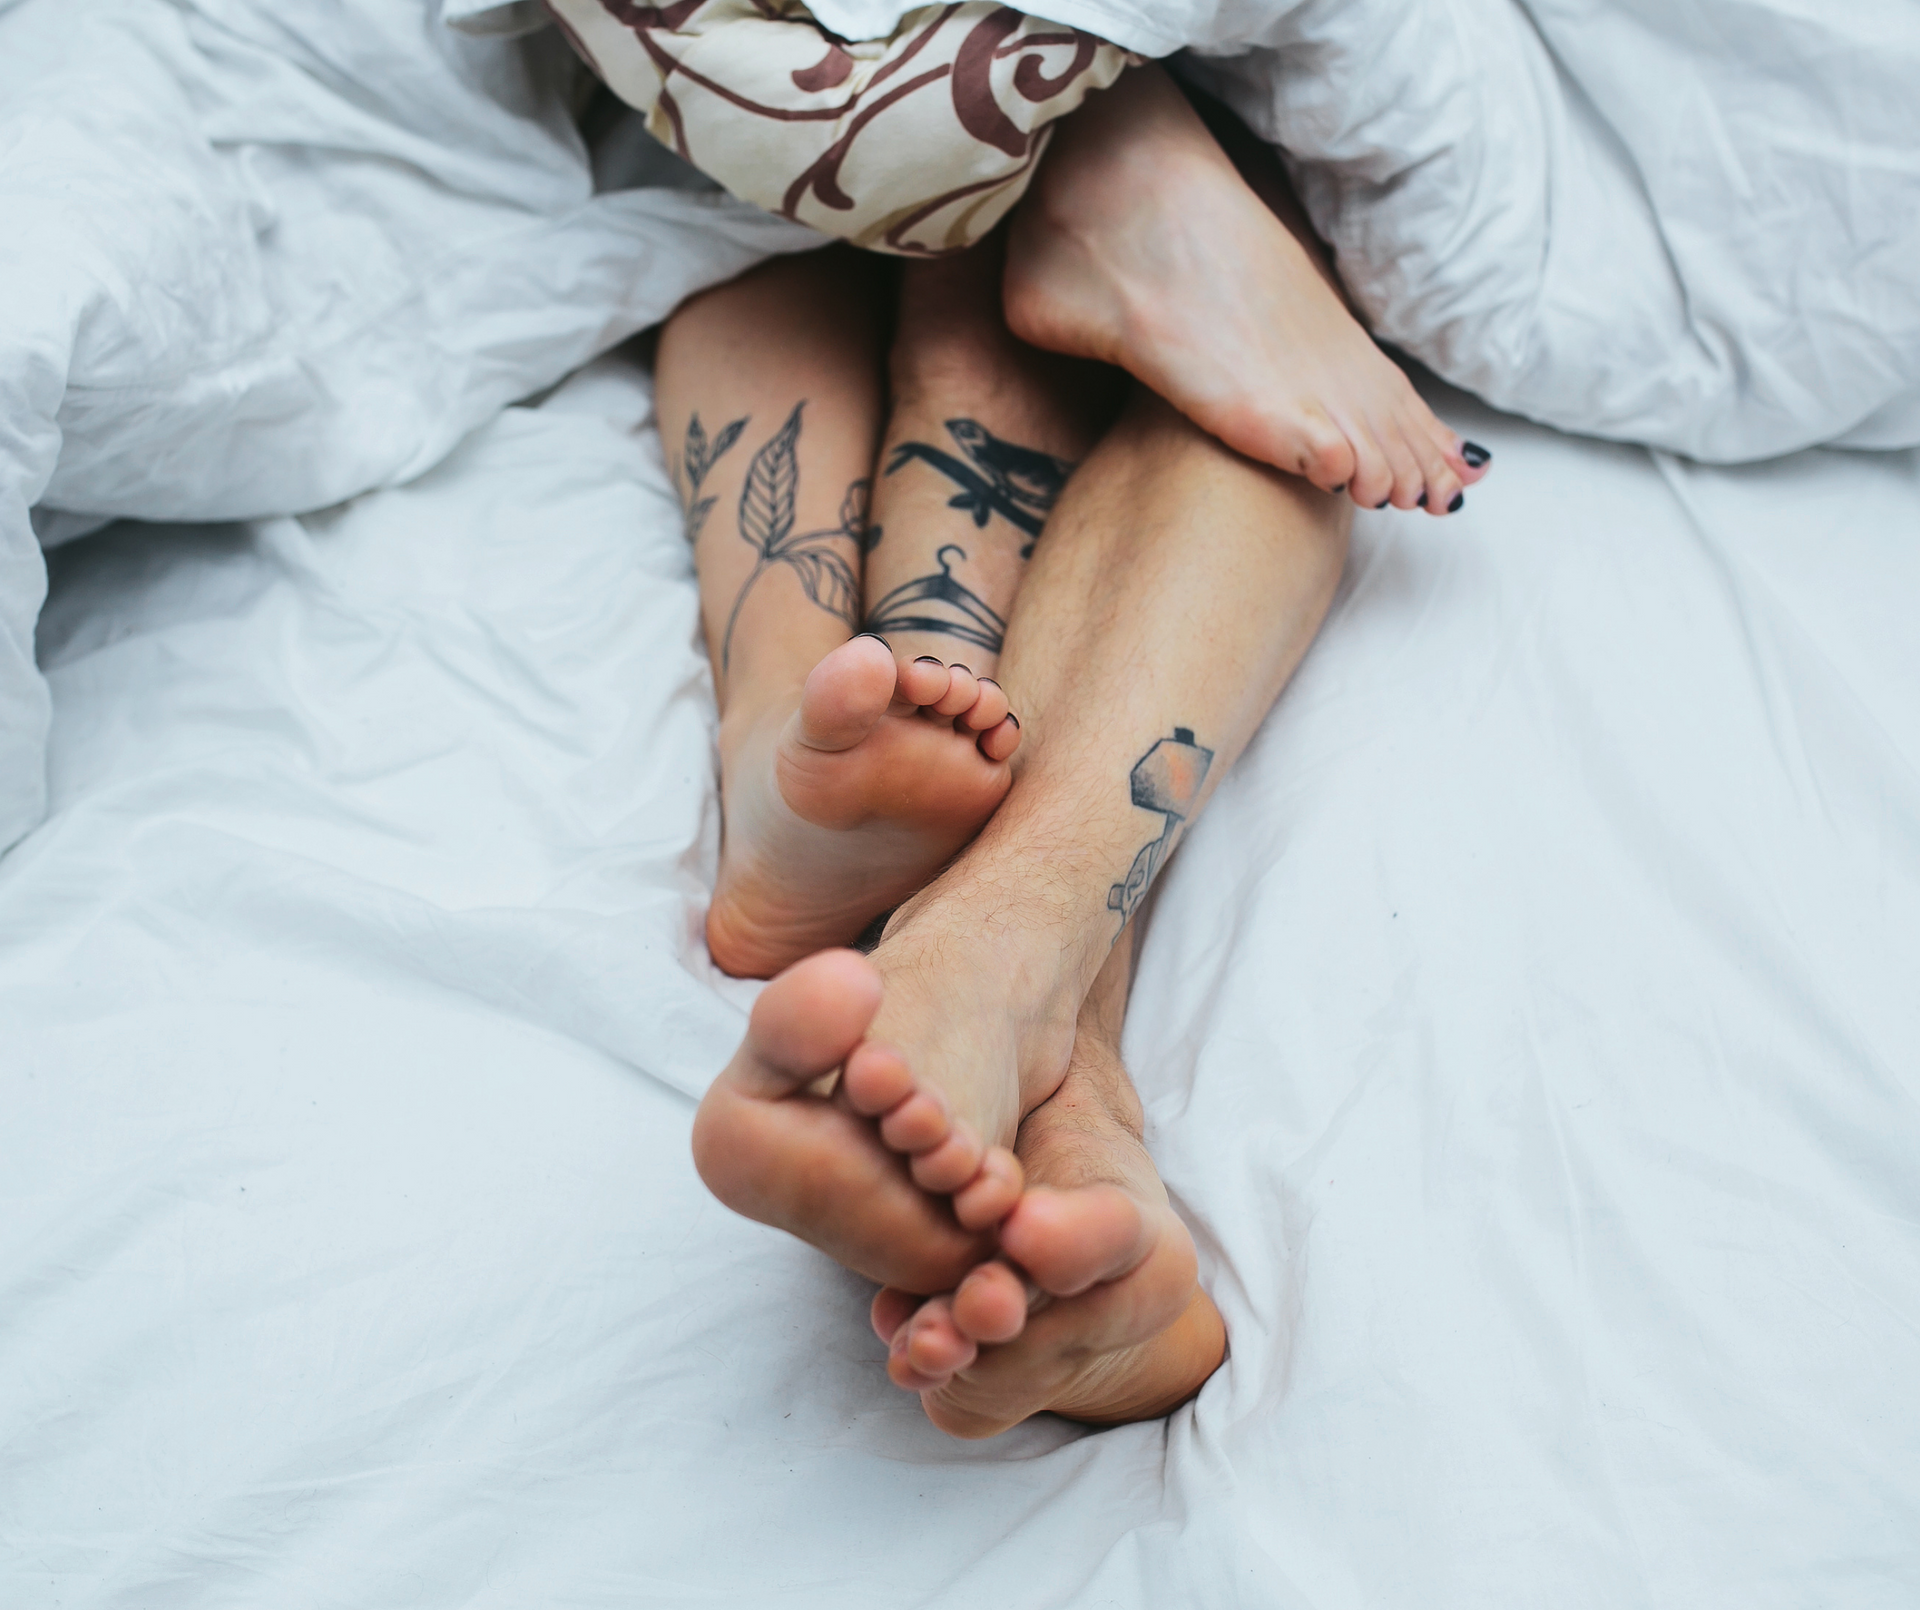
[861,237,1118,682]
[1004,63,1492,515]
[656,247,1019,980]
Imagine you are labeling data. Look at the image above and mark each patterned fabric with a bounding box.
[545,1,1135,255]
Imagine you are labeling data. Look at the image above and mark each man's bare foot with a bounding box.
[691,947,1027,1292]
[707,633,1022,979]
[1006,64,1490,516]
[868,1021,1226,1438]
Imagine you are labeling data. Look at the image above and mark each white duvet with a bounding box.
[6,349,1918,1608]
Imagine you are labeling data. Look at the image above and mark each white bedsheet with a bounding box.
[5,351,1916,1607]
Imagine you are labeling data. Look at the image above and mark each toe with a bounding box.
[898,655,951,706]
[871,1285,918,1344]
[909,1121,987,1194]
[840,1040,915,1117]
[931,663,979,719]
[795,637,897,753]
[878,1087,952,1154]
[1408,420,1463,518]
[720,950,882,1100]
[893,1298,977,1387]
[951,1260,1031,1344]
[1376,419,1427,513]
[977,714,1021,763]
[1278,404,1356,495]
[952,1146,1024,1229]
[1342,424,1396,510]
[961,678,1010,733]
[998,1183,1154,1298]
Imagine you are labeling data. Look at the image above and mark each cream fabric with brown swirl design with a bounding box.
[545,1,1135,255]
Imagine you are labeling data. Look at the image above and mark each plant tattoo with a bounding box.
[1108,727,1214,936]
[676,411,747,545]
[863,544,1008,655]
[887,418,1075,559]
[679,403,869,674]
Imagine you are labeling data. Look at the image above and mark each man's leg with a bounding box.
[655,247,1020,982]
[696,380,1351,1297]
[874,934,1230,1436]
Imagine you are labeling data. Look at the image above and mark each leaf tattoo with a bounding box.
[678,411,747,545]
[719,402,867,672]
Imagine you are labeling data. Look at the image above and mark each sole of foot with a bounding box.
[707,633,1021,979]
[1004,64,1491,517]
[691,947,1027,1294]
[868,1028,1227,1438]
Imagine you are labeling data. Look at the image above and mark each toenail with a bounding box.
[1005,714,1020,729]
[1374,498,1389,509]
[914,655,943,665]
[951,664,972,676]
[855,631,891,649]
[1448,491,1465,512]
[1416,492,1427,507]
[1331,483,1346,494]
[978,677,1001,690]
[1462,440,1491,467]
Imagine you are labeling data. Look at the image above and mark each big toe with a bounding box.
[998,1183,1154,1298]
[726,949,883,1100]
[795,635,898,752]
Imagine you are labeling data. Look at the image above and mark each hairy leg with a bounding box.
[1005,63,1492,515]
[656,247,1020,980]
[875,935,1228,1436]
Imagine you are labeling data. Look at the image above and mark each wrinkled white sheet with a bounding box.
[4,351,1917,1608]
[814,0,1920,463]
[0,0,814,853]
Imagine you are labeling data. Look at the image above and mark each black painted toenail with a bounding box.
[914,655,943,664]
[1375,498,1390,509]
[1448,491,1465,512]
[855,631,891,650]
[978,677,1002,689]
[1005,714,1020,729]
[951,664,972,676]
[1462,441,1491,468]
[1416,492,1427,507]
[1332,483,1347,494]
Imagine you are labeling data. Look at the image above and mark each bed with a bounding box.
[4,2,1918,1606]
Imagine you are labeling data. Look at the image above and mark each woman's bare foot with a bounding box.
[691,948,1027,1293]
[869,1020,1226,1438]
[1005,64,1490,516]
[707,633,1022,979]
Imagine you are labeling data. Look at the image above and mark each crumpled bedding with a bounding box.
[0,0,817,854]
[4,349,1916,1609]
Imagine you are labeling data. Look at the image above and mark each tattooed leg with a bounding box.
[657,248,1021,983]
[863,237,1118,680]
[1004,63,1492,515]
[699,382,1349,1327]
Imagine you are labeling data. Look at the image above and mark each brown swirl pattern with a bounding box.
[545,0,1134,255]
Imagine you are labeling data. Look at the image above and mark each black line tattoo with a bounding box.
[862,543,1007,655]
[718,402,869,673]
[1108,727,1214,936]
[886,418,1075,559]
[675,411,747,545]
